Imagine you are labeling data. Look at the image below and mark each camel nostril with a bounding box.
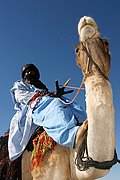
[84,18,86,23]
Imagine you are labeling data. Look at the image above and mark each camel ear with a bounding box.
[75,43,88,75]
[75,44,83,68]
[75,44,81,67]
[102,39,111,59]
[99,38,111,75]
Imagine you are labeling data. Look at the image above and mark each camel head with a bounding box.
[75,16,111,79]
[78,16,100,42]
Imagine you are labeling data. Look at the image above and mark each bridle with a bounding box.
[81,39,109,81]
[60,38,109,105]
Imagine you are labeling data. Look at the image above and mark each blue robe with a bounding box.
[8,80,87,161]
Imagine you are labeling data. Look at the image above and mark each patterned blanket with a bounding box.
[0,129,56,178]
[30,130,56,171]
[0,132,21,180]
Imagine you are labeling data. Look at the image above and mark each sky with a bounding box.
[0,0,120,179]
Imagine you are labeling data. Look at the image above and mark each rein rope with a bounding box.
[75,132,120,171]
[81,41,109,81]
[58,77,85,105]
[59,39,109,105]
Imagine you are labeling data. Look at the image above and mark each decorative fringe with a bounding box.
[30,131,56,171]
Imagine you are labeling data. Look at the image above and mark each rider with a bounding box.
[8,64,87,161]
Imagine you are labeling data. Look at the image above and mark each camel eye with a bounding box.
[75,47,79,54]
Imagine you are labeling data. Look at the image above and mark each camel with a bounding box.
[22,16,116,180]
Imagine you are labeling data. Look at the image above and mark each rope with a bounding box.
[81,42,109,81]
[75,132,91,171]
[64,85,85,91]
[58,77,85,105]
[75,132,120,171]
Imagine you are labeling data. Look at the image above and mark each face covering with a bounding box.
[24,70,48,91]
[25,71,37,82]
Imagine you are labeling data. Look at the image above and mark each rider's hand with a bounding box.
[55,80,74,98]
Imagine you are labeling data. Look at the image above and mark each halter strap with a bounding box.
[81,42,109,81]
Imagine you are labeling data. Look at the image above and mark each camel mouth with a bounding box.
[78,16,100,41]
[79,23,96,33]
[78,16,98,32]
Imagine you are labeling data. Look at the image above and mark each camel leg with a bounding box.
[75,119,88,147]
[22,150,33,180]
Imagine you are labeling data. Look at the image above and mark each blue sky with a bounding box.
[0,0,120,179]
